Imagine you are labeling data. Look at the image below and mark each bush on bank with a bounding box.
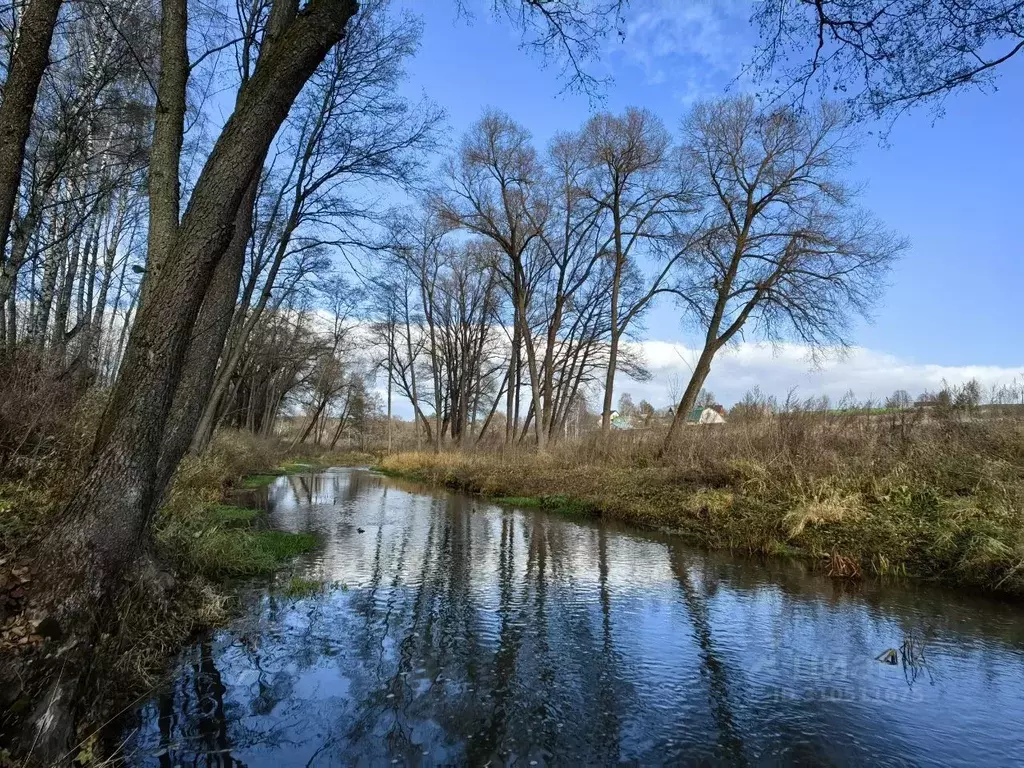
[380,414,1024,595]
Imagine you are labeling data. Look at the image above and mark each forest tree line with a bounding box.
[0,0,1018,758]
[0,0,904,457]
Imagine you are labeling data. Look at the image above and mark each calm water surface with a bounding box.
[121,468,1024,766]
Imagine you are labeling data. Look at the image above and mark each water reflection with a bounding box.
[123,469,1024,766]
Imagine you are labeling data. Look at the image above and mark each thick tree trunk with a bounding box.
[154,171,260,499]
[662,346,715,451]
[0,0,63,270]
[601,201,624,434]
[140,0,187,305]
[28,2,359,761]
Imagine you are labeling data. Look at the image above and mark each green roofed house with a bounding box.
[685,406,727,425]
[609,410,632,430]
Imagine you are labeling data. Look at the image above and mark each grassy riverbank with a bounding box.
[0,429,370,759]
[379,415,1024,596]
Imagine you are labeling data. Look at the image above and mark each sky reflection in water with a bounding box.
[121,469,1024,767]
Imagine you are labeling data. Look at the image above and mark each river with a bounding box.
[118,468,1024,766]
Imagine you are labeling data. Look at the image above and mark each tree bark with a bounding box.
[601,191,623,434]
[28,1,360,760]
[154,170,260,499]
[0,0,63,280]
[662,346,715,450]
[140,0,188,304]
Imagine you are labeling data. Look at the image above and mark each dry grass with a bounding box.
[784,490,864,537]
[380,414,1024,595]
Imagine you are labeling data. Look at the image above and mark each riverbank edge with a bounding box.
[373,452,1024,599]
[0,443,373,765]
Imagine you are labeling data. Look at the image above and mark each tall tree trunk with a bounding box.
[154,170,260,499]
[50,221,86,358]
[601,199,624,434]
[297,396,328,444]
[662,346,716,451]
[139,0,187,303]
[4,272,16,350]
[386,347,393,454]
[0,0,63,276]
[87,195,128,367]
[505,313,519,445]
[0,200,44,347]
[475,365,509,446]
[191,204,299,451]
[108,286,136,384]
[28,2,360,760]
[516,298,546,450]
[30,211,61,350]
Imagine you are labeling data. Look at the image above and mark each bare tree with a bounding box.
[753,0,1024,122]
[192,4,439,453]
[28,0,365,755]
[580,108,693,433]
[6,0,639,754]
[0,0,63,279]
[662,97,906,450]
[437,111,554,446]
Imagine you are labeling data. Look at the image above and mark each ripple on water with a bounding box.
[117,469,1024,767]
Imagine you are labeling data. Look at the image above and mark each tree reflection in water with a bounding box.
[121,469,1024,767]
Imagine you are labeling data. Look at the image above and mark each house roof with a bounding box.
[610,414,631,429]
[685,407,726,424]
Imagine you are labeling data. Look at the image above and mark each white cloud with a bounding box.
[616,340,1024,409]
[348,316,1021,417]
[609,0,756,100]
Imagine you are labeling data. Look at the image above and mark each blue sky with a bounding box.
[387,0,1023,406]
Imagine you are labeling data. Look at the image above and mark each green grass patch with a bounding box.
[240,473,281,489]
[282,575,326,598]
[537,494,596,516]
[159,495,318,578]
[495,495,543,508]
[176,528,318,577]
[279,461,314,474]
[260,530,318,560]
[494,494,594,516]
[209,504,260,527]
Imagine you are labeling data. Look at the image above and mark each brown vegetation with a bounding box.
[0,361,358,760]
[0,0,1015,760]
[379,410,1024,596]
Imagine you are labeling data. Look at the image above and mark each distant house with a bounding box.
[685,407,726,425]
[609,410,632,430]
